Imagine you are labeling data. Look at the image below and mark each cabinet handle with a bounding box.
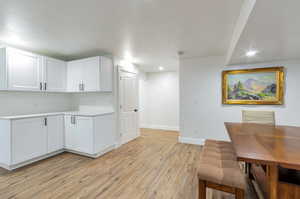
[44,118,47,126]
[40,82,43,90]
[44,82,47,91]
[71,116,76,124]
[79,83,85,91]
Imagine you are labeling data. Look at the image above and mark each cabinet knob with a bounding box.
[40,82,43,90]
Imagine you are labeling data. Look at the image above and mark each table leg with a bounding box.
[266,165,278,199]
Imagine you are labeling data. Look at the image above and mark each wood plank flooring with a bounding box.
[0,129,255,199]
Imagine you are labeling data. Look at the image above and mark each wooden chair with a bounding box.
[198,140,246,199]
[242,110,275,125]
[241,110,275,175]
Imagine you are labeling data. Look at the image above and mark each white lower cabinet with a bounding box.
[0,113,115,170]
[0,115,65,170]
[65,114,115,157]
[11,118,47,165]
[94,114,115,153]
[47,115,64,153]
[65,116,94,154]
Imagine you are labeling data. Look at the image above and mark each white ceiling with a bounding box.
[0,0,243,72]
[228,0,300,65]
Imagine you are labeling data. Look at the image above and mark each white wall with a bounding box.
[180,56,300,143]
[71,93,114,108]
[139,72,148,126]
[0,92,74,116]
[140,71,179,131]
[0,91,115,117]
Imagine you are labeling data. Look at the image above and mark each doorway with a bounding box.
[119,69,139,145]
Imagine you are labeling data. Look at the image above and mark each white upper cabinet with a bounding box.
[43,57,67,92]
[0,47,67,92]
[67,56,113,92]
[99,56,113,92]
[0,47,113,93]
[66,60,83,92]
[6,48,43,91]
[82,57,101,91]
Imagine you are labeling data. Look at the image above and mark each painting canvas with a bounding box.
[222,67,284,105]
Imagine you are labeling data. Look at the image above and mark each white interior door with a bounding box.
[120,70,139,145]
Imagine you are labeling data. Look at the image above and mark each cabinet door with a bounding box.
[65,116,94,154]
[64,116,76,150]
[94,114,115,153]
[44,57,66,91]
[47,115,64,153]
[67,61,83,92]
[100,57,113,92]
[7,48,42,91]
[11,118,47,164]
[82,57,100,91]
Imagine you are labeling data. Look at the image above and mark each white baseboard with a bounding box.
[3,150,64,171]
[65,144,115,158]
[140,124,179,131]
[178,136,205,145]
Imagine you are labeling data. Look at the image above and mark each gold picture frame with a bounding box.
[222,67,284,105]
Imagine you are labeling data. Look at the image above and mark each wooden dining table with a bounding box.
[225,122,300,199]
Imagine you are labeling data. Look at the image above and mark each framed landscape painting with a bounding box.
[222,67,284,105]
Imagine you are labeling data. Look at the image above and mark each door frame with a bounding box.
[117,66,140,147]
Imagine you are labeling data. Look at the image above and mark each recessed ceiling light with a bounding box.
[159,66,164,71]
[246,50,258,57]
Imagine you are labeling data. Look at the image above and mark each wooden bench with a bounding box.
[198,140,246,199]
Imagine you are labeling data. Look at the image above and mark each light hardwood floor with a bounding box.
[0,129,254,199]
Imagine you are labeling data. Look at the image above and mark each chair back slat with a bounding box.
[242,110,275,125]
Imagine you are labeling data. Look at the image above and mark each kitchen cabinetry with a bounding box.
[0,110,115,170]
[0,47,113,93]
[65,116,94,154]
[47,115,64,153]
[67,56,113,92]
[43,57,67,92]
[65,114,115,157]
[0,114,65,170]
[11,117,47,164]
[0,47,67,92]
[0,47,43,91]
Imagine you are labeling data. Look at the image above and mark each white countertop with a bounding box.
[0,110,114,120]
[64,110,114,117]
